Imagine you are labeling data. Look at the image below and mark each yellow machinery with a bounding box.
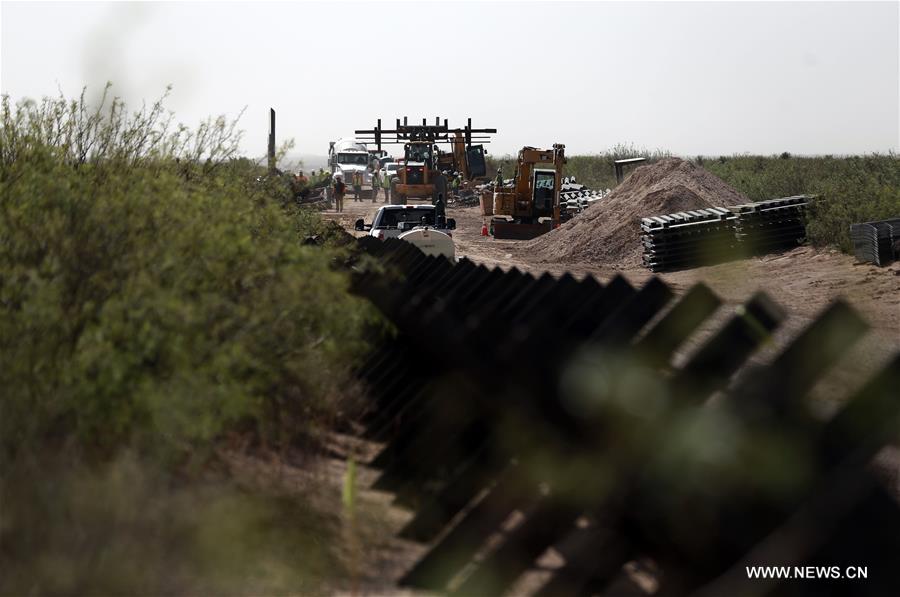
[356,118,494,205]
[482,144,566,240]
[393,140,441,204]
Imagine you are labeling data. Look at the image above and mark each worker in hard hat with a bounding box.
[296,170,310,201]
[434,192,446,225]
[371,167,380,203]
[382,169,392,203]
[332,173,345,213]
[352,171,362,202]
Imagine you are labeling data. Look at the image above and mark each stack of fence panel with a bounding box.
[560,176,580,192]
[343,236,900,597]
[641,207,737,272]
[851,218,900,266]
[561,183,610,223]
[561,189,607,212]
[728,195,812,255]
[560,176,588,220]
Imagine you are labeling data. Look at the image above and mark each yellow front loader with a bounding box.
[356,117,494,205]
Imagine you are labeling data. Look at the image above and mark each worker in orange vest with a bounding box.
[371,168,381,203]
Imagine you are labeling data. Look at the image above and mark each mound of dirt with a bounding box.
[528,158,750,267]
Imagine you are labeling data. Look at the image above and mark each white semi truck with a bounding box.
[328,138,375,198]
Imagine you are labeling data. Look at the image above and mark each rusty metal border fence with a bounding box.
[346,236,900,596]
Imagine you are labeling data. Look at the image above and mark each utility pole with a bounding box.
[267,108,276,173]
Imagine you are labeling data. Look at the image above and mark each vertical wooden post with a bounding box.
[268,108,276,173]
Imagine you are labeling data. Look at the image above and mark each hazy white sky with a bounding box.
[2,1,898,158]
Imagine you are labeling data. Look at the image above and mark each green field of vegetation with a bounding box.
[0,87,381,593]
[488,146,900,252]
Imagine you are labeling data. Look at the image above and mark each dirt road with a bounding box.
[319,193,387,231]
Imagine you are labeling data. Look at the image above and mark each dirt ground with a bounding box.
[317,197,900,594]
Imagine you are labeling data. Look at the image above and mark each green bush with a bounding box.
[1,91,374,466]
[1,87,377,592]
[701,154,900,251]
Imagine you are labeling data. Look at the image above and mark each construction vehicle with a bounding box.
[482,144,567,240]
[355,118,495,205]
[328,138,375,199]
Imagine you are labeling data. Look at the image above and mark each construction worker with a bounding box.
[352,171,362,201]
[495,167,503,189]
[434,193,446,226]
[382,171,392,203]
[451,173,460,197]
[296,170,310,201]
[333,173,345,213]
[316,169,326,185]
[371,168,380,203]
[294,170,309,201]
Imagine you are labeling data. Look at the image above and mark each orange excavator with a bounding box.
[481,144,567,240]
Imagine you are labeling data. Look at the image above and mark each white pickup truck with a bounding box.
[355,205,457,259]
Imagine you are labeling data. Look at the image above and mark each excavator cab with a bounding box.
[532,169,556,217]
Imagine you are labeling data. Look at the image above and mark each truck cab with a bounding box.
[329,138,374,189]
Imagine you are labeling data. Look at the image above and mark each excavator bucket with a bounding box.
[492,219,553,240]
